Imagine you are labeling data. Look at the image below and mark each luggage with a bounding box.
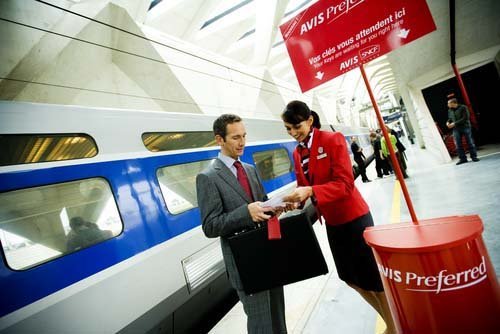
[227,210,328,294]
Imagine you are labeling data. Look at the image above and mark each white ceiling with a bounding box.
[142,0,399,104]
[140,0,499,106]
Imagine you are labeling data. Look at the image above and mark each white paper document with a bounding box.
[260,195,287,208]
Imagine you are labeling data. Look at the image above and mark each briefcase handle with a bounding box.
[231,207,315,238]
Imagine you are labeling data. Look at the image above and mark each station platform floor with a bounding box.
[209,140,500,334]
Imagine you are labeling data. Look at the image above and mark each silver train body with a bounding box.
[0,101,372,333]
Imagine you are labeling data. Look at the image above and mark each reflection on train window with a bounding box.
[0,178,122,270]
[252,149,292,181]
[157,160,213,215]
[142,132,216,152]
[0,134,97,166]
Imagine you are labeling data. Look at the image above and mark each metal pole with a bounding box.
[359,64,419,224]
[451,64,478,129]
[449,0,478,129]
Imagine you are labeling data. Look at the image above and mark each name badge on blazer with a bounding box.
[317,153,328,160]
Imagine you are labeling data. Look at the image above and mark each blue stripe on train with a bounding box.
[0,142,296,317]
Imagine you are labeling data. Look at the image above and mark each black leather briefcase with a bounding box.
[227,209,328,294]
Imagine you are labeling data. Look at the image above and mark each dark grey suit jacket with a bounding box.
[196,158,267,290]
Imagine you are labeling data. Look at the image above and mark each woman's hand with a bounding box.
[283,187,313,203]
[283,202,299,211]
[272,202,299,217]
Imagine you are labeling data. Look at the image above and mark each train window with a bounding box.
[252,149,292,181]
[157,160,214,214]
[0,134,97,166]
[142,132,216,152]
[0,178,122,270]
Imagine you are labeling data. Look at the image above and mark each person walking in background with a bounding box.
[196,114,287,334]
[390,127,407,161]
[280,101,396,334]
[394,122,404,137]
[350,136,371,183]
[446,98,479,165]
[370,132,390,178]
[381,126,409,179]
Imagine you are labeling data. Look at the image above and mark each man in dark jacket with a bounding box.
[446,98,479,165]
[350,136,371,183]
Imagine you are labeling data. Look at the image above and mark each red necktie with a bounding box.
[234,161,254,201]
[299,144,310,182]
[298,132,311,184]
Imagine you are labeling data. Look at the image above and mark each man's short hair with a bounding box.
[213,114,242,139]
[448,98,458,104]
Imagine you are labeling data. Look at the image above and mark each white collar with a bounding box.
[299,128,315,149]
[218,152,239,169]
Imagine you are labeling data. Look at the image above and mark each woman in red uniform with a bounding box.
[281,101,395,334]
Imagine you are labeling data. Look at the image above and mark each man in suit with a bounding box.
[196,114,287,334]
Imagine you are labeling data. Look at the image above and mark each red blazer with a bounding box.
[293,130,369,226]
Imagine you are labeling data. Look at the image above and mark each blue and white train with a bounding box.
[0,101,372,333]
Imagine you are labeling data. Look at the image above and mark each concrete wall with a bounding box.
[0,0,334,120]
[388,0,500,163]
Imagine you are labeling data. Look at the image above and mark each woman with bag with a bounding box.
[281,101,396,334]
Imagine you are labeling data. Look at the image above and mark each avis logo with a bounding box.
[359,44,380,60]
[377,256,488,294]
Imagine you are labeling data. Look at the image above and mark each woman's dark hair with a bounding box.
[310,110,321,129]
[281,100,321,129]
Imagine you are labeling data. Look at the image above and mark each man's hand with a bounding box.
[248,202,272,223]
[283,187,313,203]
[446,122,455,129]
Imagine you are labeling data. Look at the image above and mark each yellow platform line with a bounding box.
[375,315,386,334]
[390,180,401,224]
[375,180,401,334]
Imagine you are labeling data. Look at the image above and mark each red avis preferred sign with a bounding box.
[279,0,436,92]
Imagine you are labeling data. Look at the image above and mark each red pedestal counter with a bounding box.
[364,215,500,333]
